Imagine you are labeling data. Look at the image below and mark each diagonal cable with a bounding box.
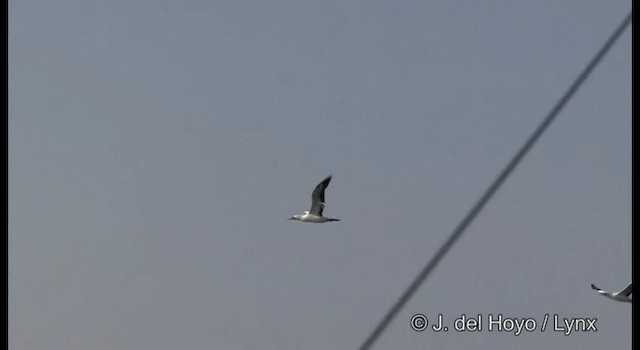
[357,11,632,350]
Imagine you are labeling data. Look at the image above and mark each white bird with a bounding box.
[288,175,340,223]
[591,282,632,303]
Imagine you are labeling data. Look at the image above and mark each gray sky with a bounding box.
[9,1,631,349]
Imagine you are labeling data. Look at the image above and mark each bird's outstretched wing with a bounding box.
[620,283,632,297]
[309,175,332,216]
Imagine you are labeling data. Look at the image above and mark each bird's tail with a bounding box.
[328,218,340,222]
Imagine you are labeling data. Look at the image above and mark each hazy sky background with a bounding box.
[9,1,631,349]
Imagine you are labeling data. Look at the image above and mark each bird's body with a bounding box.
[288,175,340,223]
[591,282,632,303]
[291,212,340,223]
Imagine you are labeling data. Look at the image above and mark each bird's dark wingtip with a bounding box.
[591,284,598,290]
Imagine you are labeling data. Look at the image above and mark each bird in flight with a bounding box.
[591,282,632,303]
[288,175,340,223]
